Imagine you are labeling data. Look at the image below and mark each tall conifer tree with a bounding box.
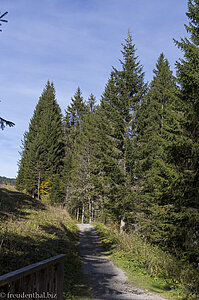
[97,31,147,221]
[16,81,63,200]
[174,0,199,208]
[133,54,184,243]
[63,87,86,208]
[69,103,97,222]
[136,53,181,206]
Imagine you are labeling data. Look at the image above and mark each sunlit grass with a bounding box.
[0,186,90,299]
[94,222,199,300]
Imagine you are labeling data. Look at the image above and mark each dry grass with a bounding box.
[0,186,89,299]
[94,222,199,300]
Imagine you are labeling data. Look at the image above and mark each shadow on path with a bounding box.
[77,224,166,300]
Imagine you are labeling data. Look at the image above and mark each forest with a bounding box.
[15,0,199,289]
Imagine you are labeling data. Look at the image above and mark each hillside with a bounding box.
[0,176,16,186]
[0,185,89,299]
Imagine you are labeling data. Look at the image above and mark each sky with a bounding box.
[0,0,188,178]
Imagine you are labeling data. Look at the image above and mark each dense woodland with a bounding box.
[16,0,199,270]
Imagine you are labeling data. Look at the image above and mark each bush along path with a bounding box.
[77,224,166,300]
[94,223,199,300]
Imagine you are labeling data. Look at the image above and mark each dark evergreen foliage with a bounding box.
[15,1,199,275]
[16,81,63,199]
[174,0,199,208]
[0,117,15,130]
[62,87,86,206]
[0,11,8,32]
[96,31,147,221]
[136,53,181,206]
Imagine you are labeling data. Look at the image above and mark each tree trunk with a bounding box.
[91,202,94,222]
[37,171,41,199]
[76,207,79,221]
[89,200,92,223]
[82,203,84,224]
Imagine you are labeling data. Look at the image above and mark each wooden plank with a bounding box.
[51,265,55,293]
[35,270,40,293]
[0,254,66,286]
[24,274,33,293]
[38,268,47,292]
[57,261,64,300]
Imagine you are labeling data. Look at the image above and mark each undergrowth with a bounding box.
[94,222,199,300]
[0,186,90,299]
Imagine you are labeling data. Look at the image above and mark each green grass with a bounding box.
[0,185,91,299]
[94,222,199,300]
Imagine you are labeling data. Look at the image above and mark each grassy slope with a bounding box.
[94,222,199,300]
[0,185,91,300]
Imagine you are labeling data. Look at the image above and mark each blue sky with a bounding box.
[0,0,188,178]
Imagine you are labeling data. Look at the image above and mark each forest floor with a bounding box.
[77,224,166,300]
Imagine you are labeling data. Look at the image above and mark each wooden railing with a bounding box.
[0,254,66,300]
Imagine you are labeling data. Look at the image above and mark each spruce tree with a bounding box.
[136,53,181,206]
[16,81,63,200]
[174,0,199,208]
[133,54,184,243]
[133,52,199,263]
[164,0,199,262]
[63,92,99,222]
[97,31,147,222]
[63,87,86,158]
[63,87,86,211]
[67,87,85,130]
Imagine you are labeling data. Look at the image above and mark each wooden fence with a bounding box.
[0,254,66,300]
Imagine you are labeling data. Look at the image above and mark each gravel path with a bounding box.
[77,224,167,300]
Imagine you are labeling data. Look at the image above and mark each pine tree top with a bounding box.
[150,53,177,94]
[67,87,85,124]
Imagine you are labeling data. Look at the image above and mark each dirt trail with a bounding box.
[77,224,166,300]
